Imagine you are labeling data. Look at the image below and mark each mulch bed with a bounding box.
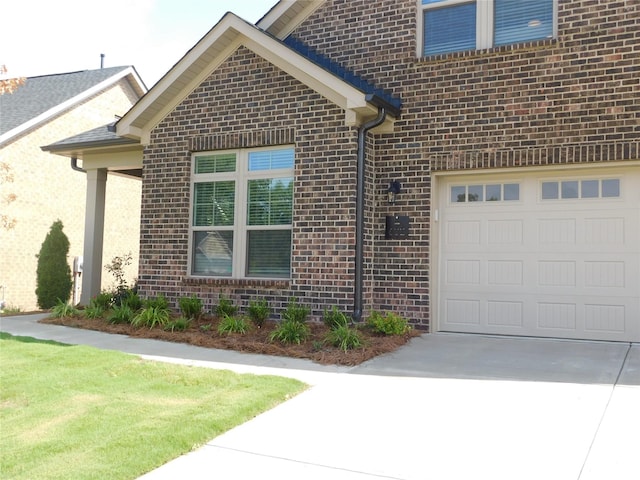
[40,315,421,366]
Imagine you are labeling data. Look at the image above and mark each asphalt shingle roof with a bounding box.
[0,66,132,136]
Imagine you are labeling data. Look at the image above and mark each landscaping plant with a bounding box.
[35,220,73,309]
[325,325,364,352]
[215,295,237,317]
[179,295,203,319]
[164,317,191,332]
[217,314,249,335]
[247,298,271,327]
[323,306,349,330]
[108,305,134,324]
[282,298,310,323]
[50,300,81,318]
[366,311,412,335]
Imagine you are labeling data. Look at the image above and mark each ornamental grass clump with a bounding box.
[215,295,238,318]
[247,298,271,328]
[179,295,203,320]
[322,306,350,330]
[50,300,81,318]
[217,314,249,335]
[269,298,311,345]
[325,325,364,352]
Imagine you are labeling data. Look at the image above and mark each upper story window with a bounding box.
[190,147,294,279]
[420,0,555,56]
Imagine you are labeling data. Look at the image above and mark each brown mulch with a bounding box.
[39,315,421,366]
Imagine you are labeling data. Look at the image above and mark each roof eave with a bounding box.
[117,13,399,143]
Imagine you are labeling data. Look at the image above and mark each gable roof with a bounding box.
[117,6,401,144]
[0,66,146,146]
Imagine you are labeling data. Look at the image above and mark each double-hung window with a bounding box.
[190,146,294,279]
[420,0,555,56]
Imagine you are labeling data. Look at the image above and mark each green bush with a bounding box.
[108,305,134,324]
[35,220,73,309]
[92,292,113,310]
[366,311,412,336]
[179,295,203,319]
[132,306,171,329]
[282,298,310,323]
[325,325,364,352]
[164,317,192,332]
[215,295,237,318]
[269,319,310,345]
[217,314,249,335]
[84,304,105,319]
[143,295,169,312]
[247,298,271,328]
[323,306,349,330]
[122,291,142,311]
[50,299,81,318]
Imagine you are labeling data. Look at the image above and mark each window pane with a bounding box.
[192,231,233,276]
[193,181,235,226]
[542,182,558,199]
[495,0,553,46]
[424,3,476,55]
[561,181,579,199]
[246,230,291,278]
[602,179,620,197]
[248,148,294,171]
[248,178,293,226]
[486,184,501,201]
[468,185,483,202]
[451,186,466,203]
[195,153,236,174]
[504,183,520,201]
[581,180,599,198]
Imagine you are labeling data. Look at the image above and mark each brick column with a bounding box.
[80,168,107,305]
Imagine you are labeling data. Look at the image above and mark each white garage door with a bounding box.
[437,166,640,342]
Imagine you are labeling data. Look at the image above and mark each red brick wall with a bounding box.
[139,0,639,327]
[139,47,362,318]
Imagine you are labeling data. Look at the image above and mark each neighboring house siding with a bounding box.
[139,0,638,327]
[0,81,141,310]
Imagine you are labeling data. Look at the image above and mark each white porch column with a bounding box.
[80,168,107,305]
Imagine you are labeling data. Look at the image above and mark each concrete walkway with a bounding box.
[1,314,638,480]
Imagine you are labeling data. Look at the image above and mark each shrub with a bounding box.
[108,305,134,324]
[92,292,113,310]
[179,295,203,319]
[282,298,310,324]
[323,306,349,330]
[269,319,310,345]
[144,295,169,312]
[246,298,271,328]
[132,306,171,329]
[325,325,364,352]
[121,291,143,311]
[215,295,237,318]
[35,220,73,309]
[105,252,134,304]
[50,299,81,318]
[84,304,105,319]
[366,311,412,336]
[164,317,192,332]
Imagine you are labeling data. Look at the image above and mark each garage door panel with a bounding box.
[438,168,640,342]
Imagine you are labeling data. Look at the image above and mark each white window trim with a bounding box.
[188,146,295,280]
[417,0,558,58]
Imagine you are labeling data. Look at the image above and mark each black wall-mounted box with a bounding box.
[385,215,410,239]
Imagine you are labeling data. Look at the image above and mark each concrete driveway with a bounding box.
[1,315,638,479]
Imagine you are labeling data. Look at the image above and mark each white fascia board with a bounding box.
[117,13,373,143]
[257,0,326,39]
[0,67,143,148]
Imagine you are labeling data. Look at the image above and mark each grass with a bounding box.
[0,333,306,480]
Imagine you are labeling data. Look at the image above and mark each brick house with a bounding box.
[1,67,146,310]
[45,1,639,342]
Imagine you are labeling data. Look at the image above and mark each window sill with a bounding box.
[183,277,290,289]
[417,38,557,63]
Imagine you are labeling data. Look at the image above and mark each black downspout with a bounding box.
[353,107,387,323]
[71,157,86,173]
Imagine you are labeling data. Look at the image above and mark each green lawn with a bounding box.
[0,333,306,480]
